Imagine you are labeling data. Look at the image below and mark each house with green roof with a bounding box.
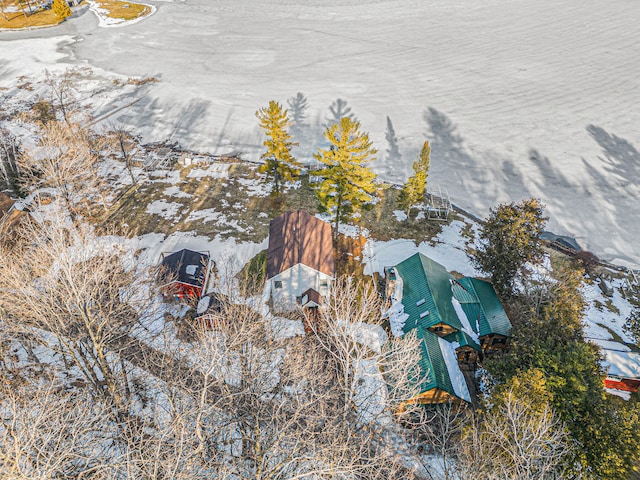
[385,253,511,406]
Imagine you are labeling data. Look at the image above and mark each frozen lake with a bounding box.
[2,0,640,268]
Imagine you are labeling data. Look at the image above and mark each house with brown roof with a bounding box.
[267,210,334,311]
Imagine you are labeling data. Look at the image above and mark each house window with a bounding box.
[274,281,283,289]
[320,280,328,288]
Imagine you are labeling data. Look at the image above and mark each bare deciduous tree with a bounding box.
[0,216,431,478]
[44,69,80,124]
[0,377,117,479]
[0,127,21,195]
[0,218,152,419]
[107,122,139,186]
[457,380,570,479]
[19,120,107,220]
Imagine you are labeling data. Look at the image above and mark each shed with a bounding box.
[160,249,210,301]
[602,349,640,395]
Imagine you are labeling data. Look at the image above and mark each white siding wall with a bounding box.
[270,264,332,310]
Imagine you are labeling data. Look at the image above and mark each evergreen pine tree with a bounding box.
[52,0,72,20]
[624,307,640,344]
[398,141,430,218]
[255,100,301,197]
[484,264,640,478]
[471,198,547,297]
[313,117,377,236]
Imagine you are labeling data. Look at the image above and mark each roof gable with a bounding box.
[161,249,209,289]
[454,277,511,337]
[395,253,461,333]
[267,210,334,279]
[411,326,471,402]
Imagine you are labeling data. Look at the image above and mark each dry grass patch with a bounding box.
[0,5,63,29]
[97,161,449,253]
[91,0,149,20]
[359,185,447,243]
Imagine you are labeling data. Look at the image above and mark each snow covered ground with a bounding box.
[2,0,640,268]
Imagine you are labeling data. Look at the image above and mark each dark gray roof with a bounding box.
[161,249,209,288]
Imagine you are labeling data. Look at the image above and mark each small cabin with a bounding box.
[266,210,334,311]
[160,249,210,302]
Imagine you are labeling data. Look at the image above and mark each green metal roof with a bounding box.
[394,253,462,399]
[444,330,481,351]
[413,326,456,397]
[454,278,512,337]
[395,253,461,334]
[392,253,510,403]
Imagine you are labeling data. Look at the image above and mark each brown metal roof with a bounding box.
[267,210,334,279]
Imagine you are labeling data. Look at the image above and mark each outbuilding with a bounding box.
[159,249,210,302]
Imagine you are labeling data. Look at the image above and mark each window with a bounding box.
[274,281,283,289]
[419,310,430,318]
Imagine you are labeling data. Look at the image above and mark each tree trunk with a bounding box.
[333,194,342,241]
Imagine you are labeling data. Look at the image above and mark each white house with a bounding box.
[266,210,335,311]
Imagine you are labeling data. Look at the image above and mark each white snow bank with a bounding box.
[589,338,631,352]
[363,220,479,278]
[438,337,471,403]
[393,210,408,222]
[583,279,635,344]
[353,359,388,424]
[338,321,388,355]
[186,208,222,224]
[186,163,230,179]
[163,186,192,198]
[270,316,305,340]
[145,200,182,220]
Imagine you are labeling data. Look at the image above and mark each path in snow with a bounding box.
[2,0,640,267]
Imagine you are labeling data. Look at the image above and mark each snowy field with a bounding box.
[2,0,640,268]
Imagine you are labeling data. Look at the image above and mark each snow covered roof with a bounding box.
[407,324,472,403]
[602,349,640,380]
[266,210,334,279]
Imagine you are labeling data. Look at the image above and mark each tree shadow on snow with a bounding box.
[586,124,640,190]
